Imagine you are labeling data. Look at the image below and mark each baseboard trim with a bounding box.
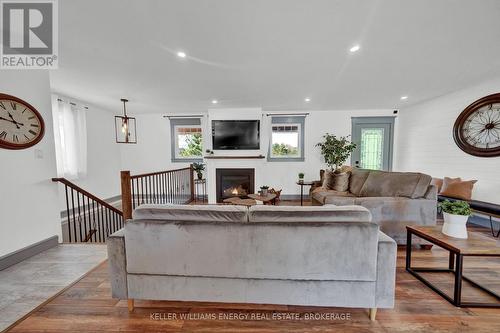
[0,235,59,271]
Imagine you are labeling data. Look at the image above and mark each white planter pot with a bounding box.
[442,212,469,239]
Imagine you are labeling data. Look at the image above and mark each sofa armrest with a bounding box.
[309,180,323,194]
[107,228,128,299]
[375,231,396,308]
[425,184,438,200]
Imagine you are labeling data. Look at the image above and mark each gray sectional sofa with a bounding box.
[311,168,438,245]
[107,204,397,320]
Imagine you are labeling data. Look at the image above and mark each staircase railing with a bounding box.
[121,165,194,219]
[52,178,124,243]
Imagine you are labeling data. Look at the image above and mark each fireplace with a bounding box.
[216,168,255,203]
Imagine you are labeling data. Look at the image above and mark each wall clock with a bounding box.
[0,93,45,150]
[453,93,500,157]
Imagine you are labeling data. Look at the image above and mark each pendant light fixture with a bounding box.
[115,98,137,144]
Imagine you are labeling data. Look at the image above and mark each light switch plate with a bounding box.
[35,149,44,159]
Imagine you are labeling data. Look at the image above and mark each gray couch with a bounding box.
[107,204,397,320]
[311,168,437,245]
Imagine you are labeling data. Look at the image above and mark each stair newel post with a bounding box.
[121,171,133,220]
[190,164,195,202]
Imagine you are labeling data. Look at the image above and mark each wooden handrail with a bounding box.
[52,178,123,215]
[121,165,195,218]
[129,167,191,179]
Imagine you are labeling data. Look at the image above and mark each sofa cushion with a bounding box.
[132,204,248,223]
[323,170,350,191]
[358,171,431,199]
[324,195,357,206]
[311,187,354,204]
[248,205,371,223]
[349,168,371,196]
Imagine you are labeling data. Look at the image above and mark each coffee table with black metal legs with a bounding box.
[406,225,500,308]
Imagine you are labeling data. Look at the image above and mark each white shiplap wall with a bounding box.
[394,77,500,203]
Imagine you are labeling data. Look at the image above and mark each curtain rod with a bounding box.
[57,98,89,110]
[265,112,309,117]
[163,115,205,119]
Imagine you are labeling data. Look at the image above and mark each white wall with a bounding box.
[70,102,122,199]
[119,114,191,174]
[395,77,500,203]
[0,71,61,257]
[120,109,396,195]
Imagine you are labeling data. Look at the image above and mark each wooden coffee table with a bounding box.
[248,193,277,205]
[222,197,257,207]
[406,225,500,308]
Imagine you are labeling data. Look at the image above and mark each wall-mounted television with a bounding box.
[212,120,260,150]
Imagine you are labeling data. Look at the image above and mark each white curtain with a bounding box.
[52,95,87,179]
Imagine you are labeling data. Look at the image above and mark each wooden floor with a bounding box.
[6,205,500,332]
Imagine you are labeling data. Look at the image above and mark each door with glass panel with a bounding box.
[351,117,395,171]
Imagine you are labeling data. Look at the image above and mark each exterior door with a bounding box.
[351,117,395,171]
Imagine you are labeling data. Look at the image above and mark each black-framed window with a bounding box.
[170,118,203,162]
[268,116,305,162]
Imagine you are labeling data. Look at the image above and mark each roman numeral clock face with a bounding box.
[0,94,45,150]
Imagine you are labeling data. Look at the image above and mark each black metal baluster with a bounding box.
[81,193,88,242]
[163,173,168,203]
[70,188,77,243]
[92,199,97,242]
[99,203,105,242]
[64,185,71,243]
[131,178,136,209]
[141,177,145,205]
[146,176,151,203]
[86,196,92,242]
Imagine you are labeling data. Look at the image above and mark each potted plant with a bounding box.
[315,134,356,173]
[192,162,205,180]
[439,200,472,239]
[260,185,269,196]
[298,172,305,182]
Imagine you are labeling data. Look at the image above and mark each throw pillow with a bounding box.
[323,170,350,192]
[440,177,477,200]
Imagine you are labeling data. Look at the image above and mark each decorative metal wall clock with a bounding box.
[0,93,45,150]
[453,93,500,157]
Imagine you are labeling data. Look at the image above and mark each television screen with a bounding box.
[212,120,260,150]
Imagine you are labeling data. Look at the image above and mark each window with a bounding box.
[360,128,384,170]
[268,116,305,161]
[52,96,87,179]
[170,118,203,162]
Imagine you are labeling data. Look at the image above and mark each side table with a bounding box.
[296,181,314,206]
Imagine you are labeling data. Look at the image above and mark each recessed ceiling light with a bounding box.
[304,97,311,102]
[349,45,360,53]
[400,96,408,100]
[177,51,186,58]
[211,99,218,104]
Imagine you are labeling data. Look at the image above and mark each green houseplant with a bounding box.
[298,172,305,182]
[192,162,205,180]
[438,200,472,239]
[315,134,357,172]
[260,185,269,196]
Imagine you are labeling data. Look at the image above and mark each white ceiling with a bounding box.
[51,0,500,114]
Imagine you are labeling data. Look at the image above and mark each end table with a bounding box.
[296,181,314,206]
